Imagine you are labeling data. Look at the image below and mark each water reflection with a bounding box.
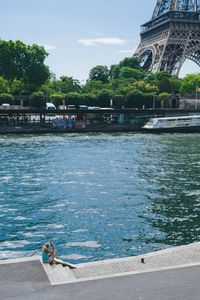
[140,134,200,248]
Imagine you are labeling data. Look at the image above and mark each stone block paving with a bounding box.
[71,242,200,281]
[42,242,200,284]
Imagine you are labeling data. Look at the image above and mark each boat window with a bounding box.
[148,118,155,124]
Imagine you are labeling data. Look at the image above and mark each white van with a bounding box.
[2,103,10,109]
[46,103,56,110]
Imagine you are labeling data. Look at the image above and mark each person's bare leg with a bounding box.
[50,251,56,264]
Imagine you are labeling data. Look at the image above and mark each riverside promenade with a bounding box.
[0,242,200,300]
[1,107,200,134]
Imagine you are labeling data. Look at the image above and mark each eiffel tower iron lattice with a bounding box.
[135,0,200,75]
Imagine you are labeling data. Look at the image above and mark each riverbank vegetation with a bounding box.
[0,40,200,108]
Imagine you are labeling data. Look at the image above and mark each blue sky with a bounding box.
[0,0,199,81]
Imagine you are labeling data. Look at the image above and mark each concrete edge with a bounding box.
[76,242,200,268]
[1,242,200,286]
[1,242,200,268]
[52,261,200,286]
[0,256,40,265]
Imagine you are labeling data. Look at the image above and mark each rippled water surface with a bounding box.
[0,133,200,262]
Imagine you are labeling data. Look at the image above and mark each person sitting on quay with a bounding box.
[42,241,56,264]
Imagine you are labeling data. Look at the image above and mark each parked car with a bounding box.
[78,105,88,110]
[88,106,101,110]
[100,107,114,110]
[46,103,56,110]
[67,105,76,109]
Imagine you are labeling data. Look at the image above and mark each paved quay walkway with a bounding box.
[0,242,200,299]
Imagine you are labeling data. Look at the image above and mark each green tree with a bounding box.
[125,90,144,108]
[60,76,81,93]
[121,80,158,94]
[144,73,157,84]
[157,92,170,108]
[119,67,144,80]
[157,77,173,93]
[135,81,158,93]
[66,92,82,106]
[89,65,109,83]
[180,74,200,94]
[29,91,45,107]
[24,63,50,93]
[119,57,141,69]
[109,78,138,95]
[78,93,96,106]
[83,80,106,93]
[10,79,25,95]
[0,93,14,105]
[0,77,9,93]
[0,40,50,92]
[41,76,81,95]
[110,64,121,79]
[96,89,112,106]
[156,71,171,81]
[50,92,65,107]
[157,76,181,93]
[113,95,125,108]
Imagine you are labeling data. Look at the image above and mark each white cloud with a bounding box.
[78,37,128,46]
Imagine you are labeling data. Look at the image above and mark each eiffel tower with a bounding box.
[135,0,200,75]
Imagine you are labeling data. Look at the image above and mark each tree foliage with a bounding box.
[119,67,144,80]
[83,80,106,93]
[50,92,65,107]
[0,77,9,93]
[40,76,81,96]
[0,93,14,105]
[157,93,170,108]
[89,65,109,83]
[119,57,141,69]
[29,91,45,107]
[179,73,200,94]
[0,40,50,92]
[0,41,198,109]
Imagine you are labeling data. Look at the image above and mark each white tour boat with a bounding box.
[143,115,200,133]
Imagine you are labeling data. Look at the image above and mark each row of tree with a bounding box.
[0,40,200,108]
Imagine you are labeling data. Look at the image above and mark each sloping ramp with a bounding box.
[41,242,200,285]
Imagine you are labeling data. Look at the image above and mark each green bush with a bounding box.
[113,95,125,108]
[124,90,155,108]
[96,90,112,107]
[119,67,144,80]
[0,77,9,93]
[157,92,170,108]
[0,93,14,105]
[50,92,65,107]
[29,91,45,107]
[77,93,96,106]
[66,92,82,106]
[125,90,144,108]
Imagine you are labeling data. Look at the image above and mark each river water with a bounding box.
[0,133,200,263]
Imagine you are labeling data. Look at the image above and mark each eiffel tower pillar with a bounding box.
[135,0,200,76]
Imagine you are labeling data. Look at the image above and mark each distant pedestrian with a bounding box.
[42,242,56,264]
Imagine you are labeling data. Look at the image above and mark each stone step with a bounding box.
[41,242,200,285]
[42,262,76,285]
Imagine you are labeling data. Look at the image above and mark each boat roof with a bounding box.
[152,115,200,121]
